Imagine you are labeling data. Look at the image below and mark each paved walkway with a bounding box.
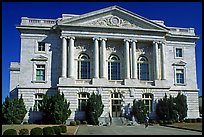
[76,124,202,135]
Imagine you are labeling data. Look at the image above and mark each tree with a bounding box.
[85,92,104,125]
[132,99,148,123]
[2,95,27,124]
[156,93,169,121]
[156,92,187,122]
[174,92,188,121]
[39,92,71,124]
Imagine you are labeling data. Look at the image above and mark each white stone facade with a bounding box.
[10,6,200,123]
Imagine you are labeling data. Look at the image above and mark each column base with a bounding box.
[124,79,140,86]
[92,78,108,85]
[58,77,75,86]
[154,79,170,88]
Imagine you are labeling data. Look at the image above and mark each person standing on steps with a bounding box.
[109,112,112,126]
[144,114,149,128]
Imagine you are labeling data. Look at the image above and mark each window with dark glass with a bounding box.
[176,48,183,57]
[38,42,45,52]
[142,93,153,113]
[78,54,90,79]
[33,93,44,111]
[108,55,120,80]
[176,69,184,84]
[36,65,45,81]
[78,92,89,111]
[137,56,149,80]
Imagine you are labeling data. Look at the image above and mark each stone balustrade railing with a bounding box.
[168,27,195,35]
[21,17,56,26]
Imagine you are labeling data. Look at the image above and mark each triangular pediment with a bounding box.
[31,55,48,61]
[172,60,187,66]
[58,6,168,31]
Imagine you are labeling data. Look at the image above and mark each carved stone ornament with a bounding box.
[107,46,116,52]
[85,15,141,28]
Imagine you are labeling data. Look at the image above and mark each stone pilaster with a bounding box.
[100,38,107,79]
[93,37,99,78]
[160,42,166,80]
[124,39,130,79]
[67,36,75,78]
[131,40,137,79]
[153,41,159,80]
[60,36,67,78]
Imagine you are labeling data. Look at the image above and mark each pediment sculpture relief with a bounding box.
[83,16,142,29]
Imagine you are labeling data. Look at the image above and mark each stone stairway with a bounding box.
[111,117,123,126]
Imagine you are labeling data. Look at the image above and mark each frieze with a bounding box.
[83,15,141,29]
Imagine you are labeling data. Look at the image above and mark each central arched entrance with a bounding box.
[111,92,122,117]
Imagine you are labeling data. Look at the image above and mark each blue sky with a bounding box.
[2,2,202,103]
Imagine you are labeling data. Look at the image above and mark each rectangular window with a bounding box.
[38,42,45,52]
[176,48,183,58]
[36,65,45,81]
[78,93,89,111]
[176,69,184,84]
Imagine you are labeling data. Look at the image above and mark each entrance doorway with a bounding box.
[111,92,122,117]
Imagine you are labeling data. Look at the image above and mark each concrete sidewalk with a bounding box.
[75,124,202,135]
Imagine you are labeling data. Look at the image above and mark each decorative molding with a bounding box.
[107,46,116,53]
[77,87,89,93]
[84,15,142,29]
[31,55,48,61]
[141,88,153,94]
[172,60,187,66]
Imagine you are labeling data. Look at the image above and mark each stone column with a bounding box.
[131,40,137,79]
[60,36,67,77]
[93,37,99,78]
[67,36,75,78]
[153,41,159,80]
[161,42,166,80]
[100,38,107,78]
[124,39,130,79]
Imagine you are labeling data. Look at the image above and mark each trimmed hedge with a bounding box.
[52,126,62,135]
[19,128,29,135]
[70,121,76,126]
[30,127,43,135]
[75,120,81,125]
[43,127,55,135]
[59,125,67,133]
[3,129,17,135]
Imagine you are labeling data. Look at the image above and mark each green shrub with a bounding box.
[191,119,196,123]
[82,120,87,124]
[185,119,191,123]
[30,127,43,135]
[59,125,67,133]
[70,121,76,126]
[167,120,173,124]
[3,129,17,135]
[196,118,202,122]
[43,127,55,135]
[23,121,28,124]
[19,128,29,135]
[13,119,22,124]
[75,120,81,125]
[52,126,62,135]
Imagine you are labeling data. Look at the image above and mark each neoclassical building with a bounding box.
[10,6,200,124]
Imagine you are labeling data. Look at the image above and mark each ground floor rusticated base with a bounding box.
[13,87,200,124]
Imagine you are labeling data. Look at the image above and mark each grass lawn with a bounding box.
[168,122,202,131]
[2,124,79,135]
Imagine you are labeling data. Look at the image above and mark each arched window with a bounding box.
[78,54,90,79]
[137,56,149,80]
[108,55,121,80]
[142,93,153,113]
